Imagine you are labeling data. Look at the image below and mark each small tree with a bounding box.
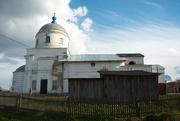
[0,86,2,94]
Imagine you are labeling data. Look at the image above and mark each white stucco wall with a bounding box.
[63,61,124,79]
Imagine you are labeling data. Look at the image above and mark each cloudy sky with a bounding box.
[0,0,180,89]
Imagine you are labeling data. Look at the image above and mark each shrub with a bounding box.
[143,115,159,121]
[158,112,175,121]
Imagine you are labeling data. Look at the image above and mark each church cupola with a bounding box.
[35,13,70,49]
[51,12,57,23]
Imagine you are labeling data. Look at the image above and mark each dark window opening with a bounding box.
[46,36,50,43]
[129,61,136,65]
[40,79,47,94]
[35,39,38,47]
[91,62,95,67]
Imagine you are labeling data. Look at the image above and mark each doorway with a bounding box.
[40,79,47,94]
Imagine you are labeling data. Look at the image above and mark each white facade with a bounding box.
[23,48,68,93]
[12,15,165,94]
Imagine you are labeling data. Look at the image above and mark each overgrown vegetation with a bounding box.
[0,94,180,121]
[0,111,69,121]
[0,110,180,121]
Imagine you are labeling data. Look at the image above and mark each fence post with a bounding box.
[16,95,19,112]
[15,95,22,112]
[19,95,21,110]
[65,97,70,116]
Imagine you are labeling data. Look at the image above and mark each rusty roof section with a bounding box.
[117,53,144,57]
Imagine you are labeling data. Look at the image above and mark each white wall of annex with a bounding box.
[63,61,124,78]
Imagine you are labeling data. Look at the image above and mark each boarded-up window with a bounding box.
[32,80,37,90]
[52,80,58,90]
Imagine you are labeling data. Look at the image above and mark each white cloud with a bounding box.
[168,48,180,56]
[174,66,180,75]
[73,6,88,17]
[143,0,162,9]
[81,18,93,32]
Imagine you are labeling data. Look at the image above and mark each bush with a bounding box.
[143,112,177,121]
[143,115,158,121]
[158,113,175,121]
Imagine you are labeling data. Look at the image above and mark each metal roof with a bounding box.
[14,65,25,72]
[63,54,126,62]
[117,53,144,57]
[98,70,161,76]
[36,23,68,37]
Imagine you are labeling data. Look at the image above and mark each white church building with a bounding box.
[12,14,165,94]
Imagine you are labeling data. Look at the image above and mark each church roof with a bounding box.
[14,65,25,72]
[63,54,126,62]
[37,23,67,34]
[117,53,144,57]
[36,14,68,36]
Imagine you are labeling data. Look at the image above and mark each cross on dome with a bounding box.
[51,12,57,23]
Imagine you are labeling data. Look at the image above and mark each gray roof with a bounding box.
[63,54,126,62]
[117,53,144,57]
[37,23,67,35]
[14,65,25,72]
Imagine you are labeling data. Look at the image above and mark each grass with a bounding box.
[20,98,66,112]
[0,110,69,121]
[0,110,179,121]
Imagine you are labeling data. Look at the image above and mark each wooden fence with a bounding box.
[0,95,179,118]
[67,97,179,118]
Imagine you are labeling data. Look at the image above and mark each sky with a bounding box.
[0,0,180,89]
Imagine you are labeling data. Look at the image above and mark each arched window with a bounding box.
[35,39,38,47]
[60,38,63,44]
[46,36,50,43]
[91,62,95,67]
[129,61,136,65]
